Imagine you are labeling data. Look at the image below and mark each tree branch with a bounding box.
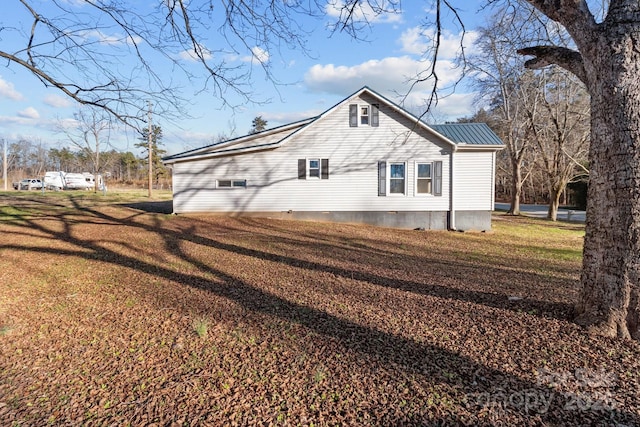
[525,0,598,44]
[517,45,588,84]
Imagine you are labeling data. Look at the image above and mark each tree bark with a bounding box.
[574,21,640,340]
[521,2,640,339]
[547,183,561,221]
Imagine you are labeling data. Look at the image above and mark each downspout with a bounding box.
[491,151,496,212]
[449,148,456,231]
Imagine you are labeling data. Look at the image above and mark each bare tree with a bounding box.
[469,7,545,215]
[60,108,113,192]
[529,68,590,220]
[1,0,349,130]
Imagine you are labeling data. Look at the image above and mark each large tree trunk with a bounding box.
[575,26,640,340]
[508,161,523,215]
[547,183,561,221]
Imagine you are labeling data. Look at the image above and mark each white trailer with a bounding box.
[44,171,66,190]
[63,173,94,190]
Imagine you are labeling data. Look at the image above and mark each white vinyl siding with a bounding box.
[452,151,495,210]
[171,94,451,214]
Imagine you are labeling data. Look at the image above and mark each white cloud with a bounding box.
[304,56,478,121]
[43,94,73,108]
[251,46,270,64]
[179,45,213,62]
[404,91,478,120]
[304,56,463,97]
[60,0,86,6]
[17,107,40,119]
[241,46,270,64]
[57,117,81,130]
[0,76,24,101]
[399,27,478,59]
[325,0,402,25]
[80,30,128,46]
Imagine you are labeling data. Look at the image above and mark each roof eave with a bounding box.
[162,117,316,162]
[454,143,506,151]
[164,144,278,165]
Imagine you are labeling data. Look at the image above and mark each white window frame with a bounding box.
[387,162,407,196]
[350,103,379,127]
[414,161,433,196]
[217,179,247,189]
[308,158,321,179]
[360,105,369,125]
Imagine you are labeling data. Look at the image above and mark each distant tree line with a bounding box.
[1,137,169,189]
[455,5,590,219]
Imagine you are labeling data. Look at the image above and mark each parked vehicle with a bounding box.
[44,171,65,191]
[61,173,94,190]
[14,179,43,190]
[28,171,107,192]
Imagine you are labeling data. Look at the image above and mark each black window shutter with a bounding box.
[433,161,442,196]
[349,104,358,127]
[378,161,386,196]
[371,104,379,127]
[298,159,306,179]
[321,159,329,179]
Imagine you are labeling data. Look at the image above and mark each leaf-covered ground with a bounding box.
[0,193,638,426]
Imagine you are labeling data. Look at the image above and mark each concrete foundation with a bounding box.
[179,210,493,231]
[454,210,492,231]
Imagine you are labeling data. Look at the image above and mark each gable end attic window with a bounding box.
[360,106,369,125]
[350,103,379,127]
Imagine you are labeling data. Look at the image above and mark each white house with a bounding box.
[163,87,504,231]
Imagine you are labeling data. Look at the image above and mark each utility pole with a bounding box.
[147,101,153,198]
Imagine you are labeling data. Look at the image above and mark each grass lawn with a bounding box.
[0,192,638,426]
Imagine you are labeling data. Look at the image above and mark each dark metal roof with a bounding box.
[430,123,504,146]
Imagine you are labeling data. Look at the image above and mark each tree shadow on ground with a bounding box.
[0,195,637,425]
[120,200,173,214]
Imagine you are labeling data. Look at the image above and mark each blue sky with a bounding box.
[0,1,491,156]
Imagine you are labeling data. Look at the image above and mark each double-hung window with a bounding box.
[415,162,432,194]
[389,162,406,195]
[414,161,443,196]
[360,106,369,125]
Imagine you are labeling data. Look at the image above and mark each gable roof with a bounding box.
[163,86,503,164]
